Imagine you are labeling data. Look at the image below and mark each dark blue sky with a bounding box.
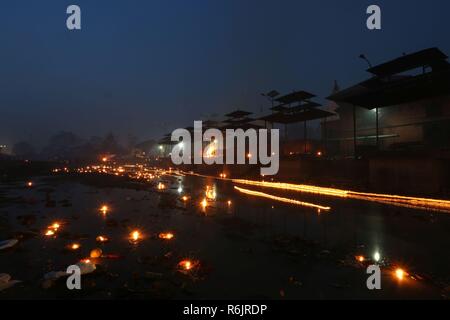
[1,0,449,147]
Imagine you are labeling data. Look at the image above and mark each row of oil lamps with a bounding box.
[43,218,195,272]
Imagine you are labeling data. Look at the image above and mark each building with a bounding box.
[326,47,450,158]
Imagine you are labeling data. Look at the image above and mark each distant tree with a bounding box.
[100,133,124,154]
[42,131,82,160]
[12,141,36,159]
[126,134,138,152]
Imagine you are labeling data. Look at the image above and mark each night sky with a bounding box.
[1,0,449,148]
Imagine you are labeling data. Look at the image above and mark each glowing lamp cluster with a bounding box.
[45,222,61,237]
[129,230,142,243]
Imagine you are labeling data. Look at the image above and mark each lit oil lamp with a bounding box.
[373,251,381,262]
[26,181,33,187]
[157,182,166,190]
[182,196,189,202]
[227,200,232,206]
[178,259,199,273]
[159,232,174,240]
[100,205,109,215]
[205,186,216,200]
[395,268,406,281]
[96,235,109,243]
[44,229,55,237]
[129,230,142,243]
[355,255,365,263]
[49,222,61,231]
[201,198,208,209]
[90,248,103,258]
[68,243,81,250]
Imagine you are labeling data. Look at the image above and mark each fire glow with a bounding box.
[234,186,331,211]
[100,205,109,215]
[129,230,142,243]
[96,236,109,243]
[232,179,450,213]
[157,182,166,190]
[178,259,199,272]
[68,243,81,250]
[159,232,174,240]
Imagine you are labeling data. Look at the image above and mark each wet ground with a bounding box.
[0,172,449,299]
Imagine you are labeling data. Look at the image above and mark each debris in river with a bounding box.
[145,271,164,280]
[43,259,97,288]
[17,214,37,226]
[0,274,21,291]
[0,239,18,250]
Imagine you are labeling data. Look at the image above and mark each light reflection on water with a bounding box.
[0,173,449,299]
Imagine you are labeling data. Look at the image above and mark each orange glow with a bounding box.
[159,232,175,240]
[100,205,109,215]
[182,196,189,202]
[130,230,141,243]
[234,186,331,211]
[227,200,232,206]
[201,198,208,209]
[27,181,33,187]
[395,268,406,281]
[69,243,81,250]
[157,182,166,190]
[45,230,55,236]
[90,248,103,258]
[101,157,108,162]
[178,259,197,271]
[356,255,365,263]
[247,153,252,158]
[232,179,450,213]
[317,151,322,157]
[205,186,216,200]
[96,236,109,243]
[49,222,60,230]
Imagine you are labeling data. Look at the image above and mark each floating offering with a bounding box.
[205,186,216,200]
[157,182,166,190]
[45,230,55,237]
[129,230,142,243]
[395,268,406,281]
[0,239,18,250]
[90,248,103,258]
[100,205,109,215]
[0,274,21,292]
[201,198,208,209]
[373,251,381,262]
[68,243,81,250]
[49,222,60,230]
[178,259,199,273]
[96,235,109,243]
[158,232,174,240]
